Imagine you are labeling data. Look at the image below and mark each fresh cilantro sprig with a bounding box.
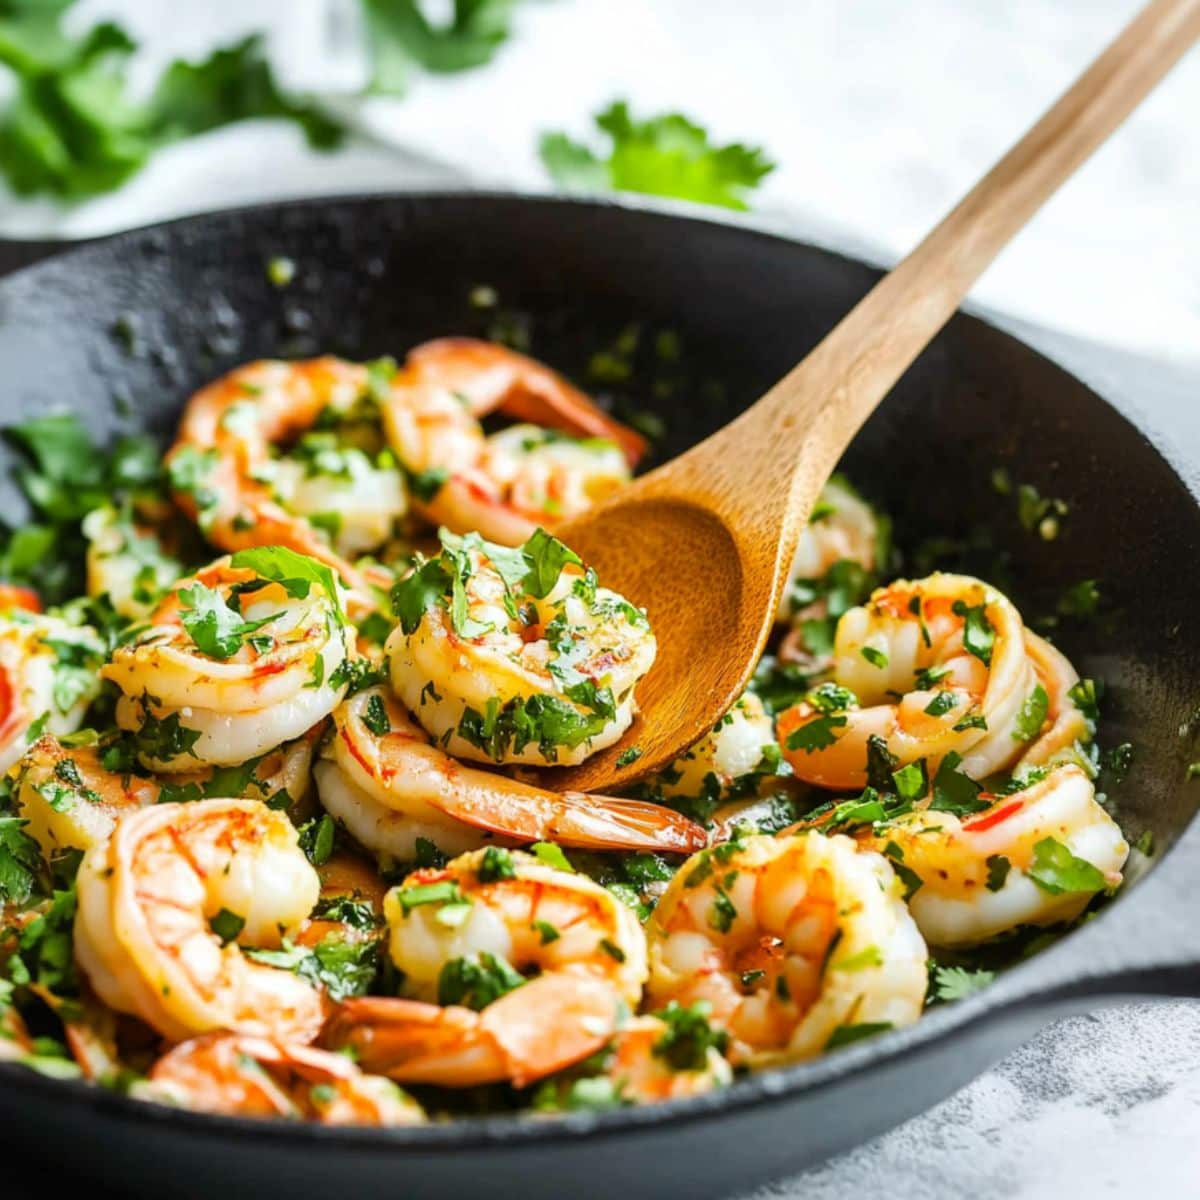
[541,100,775,211]
[0,4,341,199]
[362,0,525,94]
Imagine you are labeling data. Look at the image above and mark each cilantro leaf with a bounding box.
[928,751,988,817]
[785,714,846,754]
[930,963,996,1003]
[1027,837,1107,895]
[178,583,280,660]
[952,600,995,667]
[437,951,525,1010]
[651,1000,728,1071]
[362,0,520,95]
[1012,684,1049,743]
[520,527,582,598]
[229,546,344,621]
[0,815,43,905]
[0,13,342,200]
[541,101,775,211]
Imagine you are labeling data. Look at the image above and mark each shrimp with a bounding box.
[644,832,928,1067]
[83,504,186,619]
[777,574,1084,790]
[322,848,647,1088]
[380,338,644,545]
[388,529,655,767]
[166,358,401,598]
[637,692,785,818]
[73,799,324,1043]
[861,763,1127,947]
[14,736,158,860]
[772,477,878,643]
[103,556,352,770]
[315,687,706,860]
[142,1033,425,1126]
[0,609,105,774]
[531,1015,731,1110]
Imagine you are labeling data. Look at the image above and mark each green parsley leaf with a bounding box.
[0,815,43,905]
[1027,837,1107,895]
[361,0,520,95]
[651,1000,728,1071]
[229,546,344,621]
[437,951,525,1010]
[541,101,775,211]
[1012,684,1049,743]
[927,751,987,816]
[520,527,582,598]
[178,583,280,660]
[785,714,847,754]
[952,600,995,667]
[891,759,929,803]
[824,1022,893,1051]
[930,964,996,1003]
[985,854,1011,892]
[530,842,573,872]
[362,693,392,738]
[208,908,245,945]
[860,646,888,669]
[477,846,516,883]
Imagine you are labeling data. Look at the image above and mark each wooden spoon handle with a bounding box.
[713,0,1200,501]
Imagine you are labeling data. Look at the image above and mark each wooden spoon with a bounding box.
[545,0,1200,795]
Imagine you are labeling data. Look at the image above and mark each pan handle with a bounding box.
[987,814,1200,1010]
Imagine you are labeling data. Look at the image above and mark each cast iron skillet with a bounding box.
[0,194,1197,1200]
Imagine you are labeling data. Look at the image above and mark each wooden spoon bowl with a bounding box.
[548,0,1200,794]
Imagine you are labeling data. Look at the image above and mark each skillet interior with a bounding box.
[0,194,1197,1199]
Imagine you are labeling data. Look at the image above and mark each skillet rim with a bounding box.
[0,189,1196,1153]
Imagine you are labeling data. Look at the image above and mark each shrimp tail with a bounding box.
[439,777,708,853]
[324,975,621,1089]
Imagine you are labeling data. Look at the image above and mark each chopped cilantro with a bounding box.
[530,842,574,873]
[652,1000,729,1071]
[929,751,987,817]
[1027,838,1107,895]
[985,854,1012,892]
[824,1022,893,1051]
[952,600,995,667]
[477,846,516,883]
[540,101,775,211]
[437,952,525,1010]
[1012,685,1049,743]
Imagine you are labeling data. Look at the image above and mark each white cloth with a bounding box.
[1,0,1197,364]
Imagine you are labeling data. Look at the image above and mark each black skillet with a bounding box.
[0,194,1197,1200]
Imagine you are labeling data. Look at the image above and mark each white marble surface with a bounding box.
[2,3,1199,1196]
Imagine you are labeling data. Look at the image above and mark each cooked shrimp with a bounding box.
[776,476,881,626]
[83,504,186,619]
[316,686,705,861]
[14,736,157,859]
[862,763,1127,947]
[388,529,655,767]
[74,799,324,1043]
[166,358,400,597]
[103,556,352,770]
[380,338,643,545]
[644,832,928,1067]
[530,1013,731,1110]
[0,609,105,774]
[778,574,1077,790]
[142,1033,425,1125]
[1019,632,1092,770]
[640,692,784,816]
[323,848,647,1087]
